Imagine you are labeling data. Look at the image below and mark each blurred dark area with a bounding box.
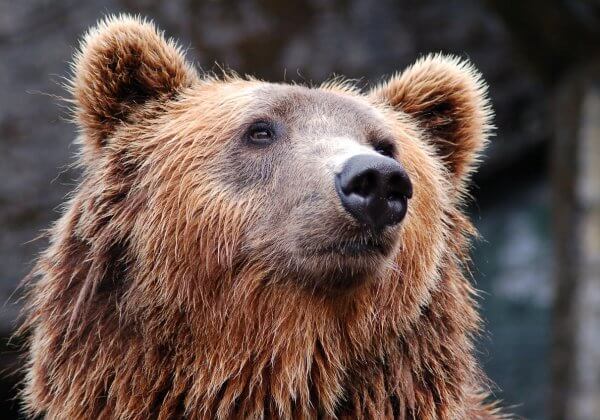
[1,1,599,419]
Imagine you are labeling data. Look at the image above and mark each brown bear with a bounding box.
[20,15,503,419]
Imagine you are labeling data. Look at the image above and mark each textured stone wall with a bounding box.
[552,67,600,420]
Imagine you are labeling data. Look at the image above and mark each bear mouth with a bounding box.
[304,236,392,257]
[284,233,399,292]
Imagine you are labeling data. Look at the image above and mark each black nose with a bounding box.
[335,154,413,230]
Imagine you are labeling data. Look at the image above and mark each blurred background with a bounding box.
[1,1,599,419]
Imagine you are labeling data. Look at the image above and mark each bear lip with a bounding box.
[303,236,392,257]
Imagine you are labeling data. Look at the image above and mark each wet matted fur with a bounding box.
[19,15,505,419]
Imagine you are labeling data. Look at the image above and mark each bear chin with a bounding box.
[296,265,381,295]
[286,239,398,294]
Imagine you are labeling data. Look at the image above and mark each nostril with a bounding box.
[388,173,413,200]
[387,190,403,201]
[345,169,378,198]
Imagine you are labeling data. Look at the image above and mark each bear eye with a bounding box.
[246,122,275,146]
[373,140,396,158]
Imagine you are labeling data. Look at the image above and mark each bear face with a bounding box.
[190,83,442,293]
[22,15,498,419]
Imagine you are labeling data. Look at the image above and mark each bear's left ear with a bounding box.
[369,54,493,190]
[71,14,198,152]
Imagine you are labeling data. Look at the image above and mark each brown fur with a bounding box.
[20,15,504,419]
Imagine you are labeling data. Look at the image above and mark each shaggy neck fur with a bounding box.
[21,185,499,419]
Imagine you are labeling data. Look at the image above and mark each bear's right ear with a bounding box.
[71,15,198,150]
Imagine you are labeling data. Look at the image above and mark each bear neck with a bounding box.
[22,205,495,419]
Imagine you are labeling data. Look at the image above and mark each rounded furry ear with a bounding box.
[369,54,493,190]
[71,14,198,150]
